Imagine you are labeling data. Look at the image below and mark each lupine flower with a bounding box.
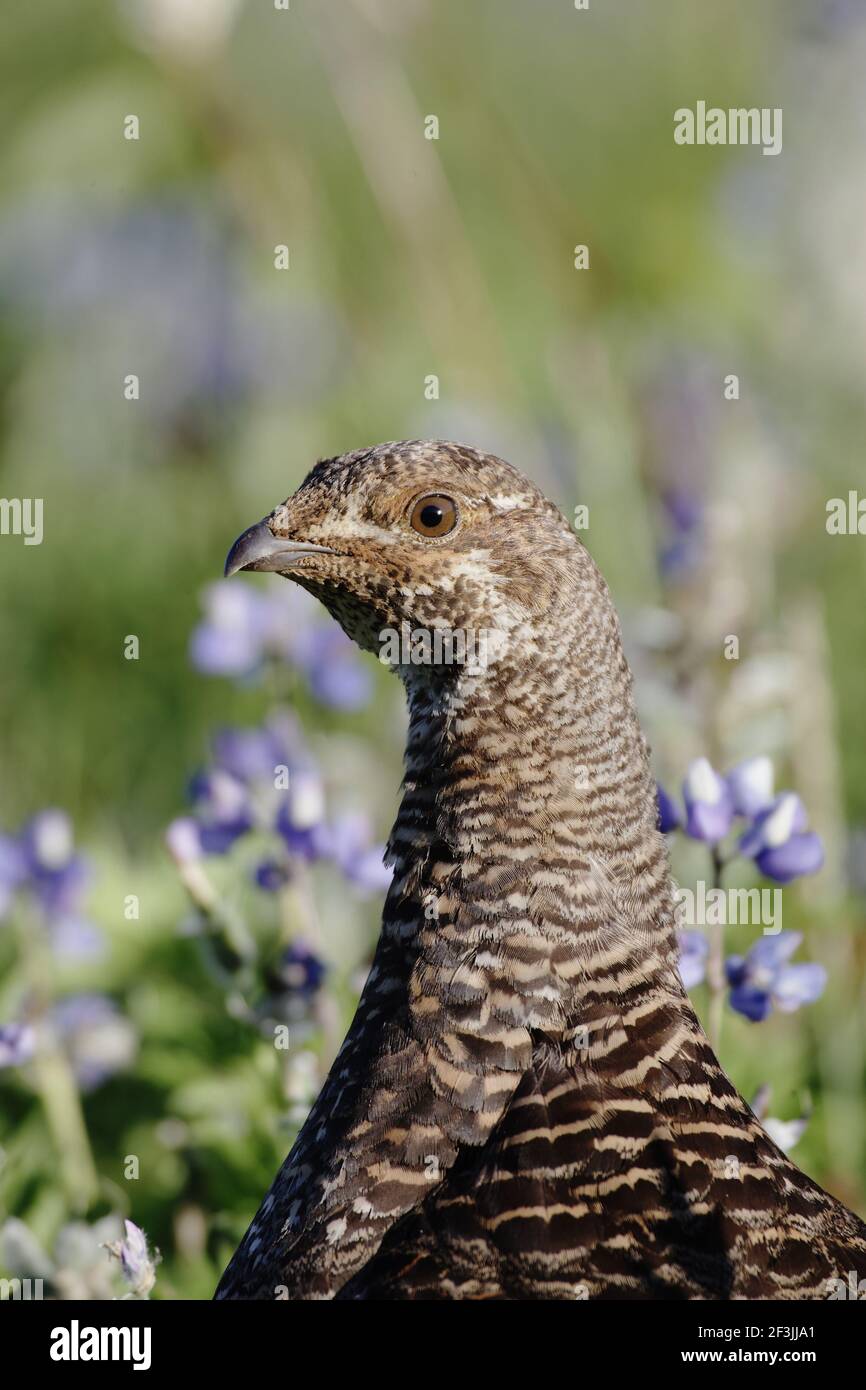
[212,720,300,786]
[49,917,104,960]
[727,756,775,818]
[52,995,137,1091]
[190,580,372,710]
[165,816,204,865]
[105,1220,158,1299]
[194,719,318,856]
[254,859,290,892]
[762,1113,811,1153]
[276,768,331,861]
[172,716,388,899]
[739,793,824,883]
[23,809,92,916]
[2,1214,143,1300]
[750,1083,810,1152]
[179,720,314,861]
[328,813,392,896]
[291,625,375,712]
[656,783,681,834]
[188,767,253,854]
[682,758,734,843]
[259,815,389,895]
[0,812,102,959]
[0,1022,35,1068]
[663,487,703,534]
[659,487,704,579]
[189,583,273,678]
[663,758,824,883]
[271,941,327,1001]
[725,932,827,1022]
[677,930,709,989]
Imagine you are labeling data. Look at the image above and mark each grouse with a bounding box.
[215,439,866,1300]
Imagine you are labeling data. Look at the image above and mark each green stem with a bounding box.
[15,907,99,1212]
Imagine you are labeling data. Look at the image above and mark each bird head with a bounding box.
[224,439,584,673]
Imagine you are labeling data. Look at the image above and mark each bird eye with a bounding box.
[409,494,459,538]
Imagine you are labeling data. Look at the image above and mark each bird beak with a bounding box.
[224,520,335,578]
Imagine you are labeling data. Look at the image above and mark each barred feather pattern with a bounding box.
[215,441,866,1300]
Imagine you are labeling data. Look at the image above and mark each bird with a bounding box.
[214,438,866,1300]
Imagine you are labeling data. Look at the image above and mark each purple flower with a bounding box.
[739,794,806,855]
[762,1113,810,1152]
[0,813,102,955]
[49,916,104,962]
[23,808,74,871]
[0,1022,35,1068]
[756,835,824,883]
[177,716,330,860]
[739,793,824,883]
[170,712,389,898]
[329,813,392,896]
[188,768,253,854]
[659,487,705,579]
[293,626,373,712]
[190,581,372,709]
[727,756,774,818]
[750,1084,810,1152]
[52,994,137,1091]
[165,816,203,865]
[211,720,297,785]
[273,941,327,1000]
[683,758,734,843]
[677,929,709,989]
[190,589,267,677]
[118,1222,153,1289]
[189,583,279,678]
[664,487,703,534]
[656,783,681,834]
[21,810,91,916]
[106,1220,157,1298]
[726,933,826,1022]
[254,859,290,892]
[276,769,330,862]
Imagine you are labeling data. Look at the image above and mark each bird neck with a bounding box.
[388,560,682,1022]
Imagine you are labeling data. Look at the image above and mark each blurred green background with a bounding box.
[1,0,865,1298]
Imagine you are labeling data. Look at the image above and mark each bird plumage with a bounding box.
[215,440,866,1300]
